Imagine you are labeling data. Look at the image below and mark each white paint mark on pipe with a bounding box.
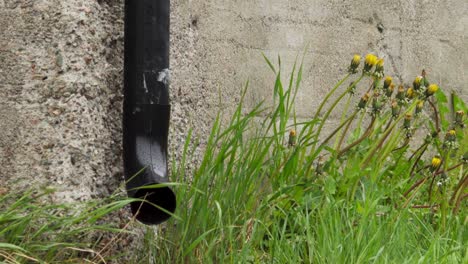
[157,68,170,86]
[143,73,149,93]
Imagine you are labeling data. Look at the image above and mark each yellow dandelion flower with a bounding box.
[365,54,378,66]
[348,54,361,73]
[426,84,439,96]
[376,58,384,68]
[431,156,442,170]
[374,58,384,77]
[363,54,378,73]
[353,54,361,63]
[352,55,361,66]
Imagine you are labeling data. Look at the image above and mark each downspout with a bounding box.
[123,0,176,225]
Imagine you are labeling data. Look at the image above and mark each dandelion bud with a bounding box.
[443,129,458,149]
[413,76,423,90]
[404,113,412,129]
[386,83,395,97]
[455,110,465,126]
[373,58,384,78]
[375,58,384,73]
[396,85,405,101]
[383,76,392,89]
[348,54,361,74]
[445,129,457,142]
[372,96,383,114]
[431,156,442,171]
[358,93,370,109]
[316,155,325,175]
[415,100,424,115]
[373,99,383,111]
[391,100,399,117]
[426,84,439,96]
[363,54,378,73]
[376,58,384,68]
[406,87,415,100]
[288,129,297,147]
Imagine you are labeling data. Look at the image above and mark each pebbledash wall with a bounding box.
[1,0,467,201]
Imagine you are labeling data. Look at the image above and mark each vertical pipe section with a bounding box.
[123,0,176,225]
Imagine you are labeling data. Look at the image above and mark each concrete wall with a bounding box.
[1,0,467,200]
[0,0,124,200]
[173,0,467,114]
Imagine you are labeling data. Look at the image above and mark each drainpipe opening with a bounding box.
[131,186,177,225]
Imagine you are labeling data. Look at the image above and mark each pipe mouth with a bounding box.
[130,184,176,225]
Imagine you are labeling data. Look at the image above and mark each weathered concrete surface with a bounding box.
[179,0,467,119]
[1,0,467,202]
[0,0,125,200]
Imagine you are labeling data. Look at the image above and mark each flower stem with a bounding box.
[337,114,355,152]
[318,111,358,150]
[392,138,410,152]
[313,74,351,121]
[334,95,353,149]
[402,176,429,208]
[361,101,418,168]
[409,143,429,178]
[404,176,429,198]
[450,173,467,209]
[312,75,364,151]
[338,116,376,157]
[427,99,441,135]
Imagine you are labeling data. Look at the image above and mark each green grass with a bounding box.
[1,54,466,263]
[0,188,142,263]
[148,55,467,263]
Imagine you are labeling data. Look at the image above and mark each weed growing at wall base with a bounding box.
[151,54,467,263]
[0,188,142,263]
[1,54,466,263]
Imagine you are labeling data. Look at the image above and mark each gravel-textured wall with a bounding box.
[1,0,467,200]
[0,0,125,200]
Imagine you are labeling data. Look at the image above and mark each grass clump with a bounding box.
[1,54,466,263]
[150,54,467,263]
[0,188,136,263]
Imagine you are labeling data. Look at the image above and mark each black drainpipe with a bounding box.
[123,0,176,225]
